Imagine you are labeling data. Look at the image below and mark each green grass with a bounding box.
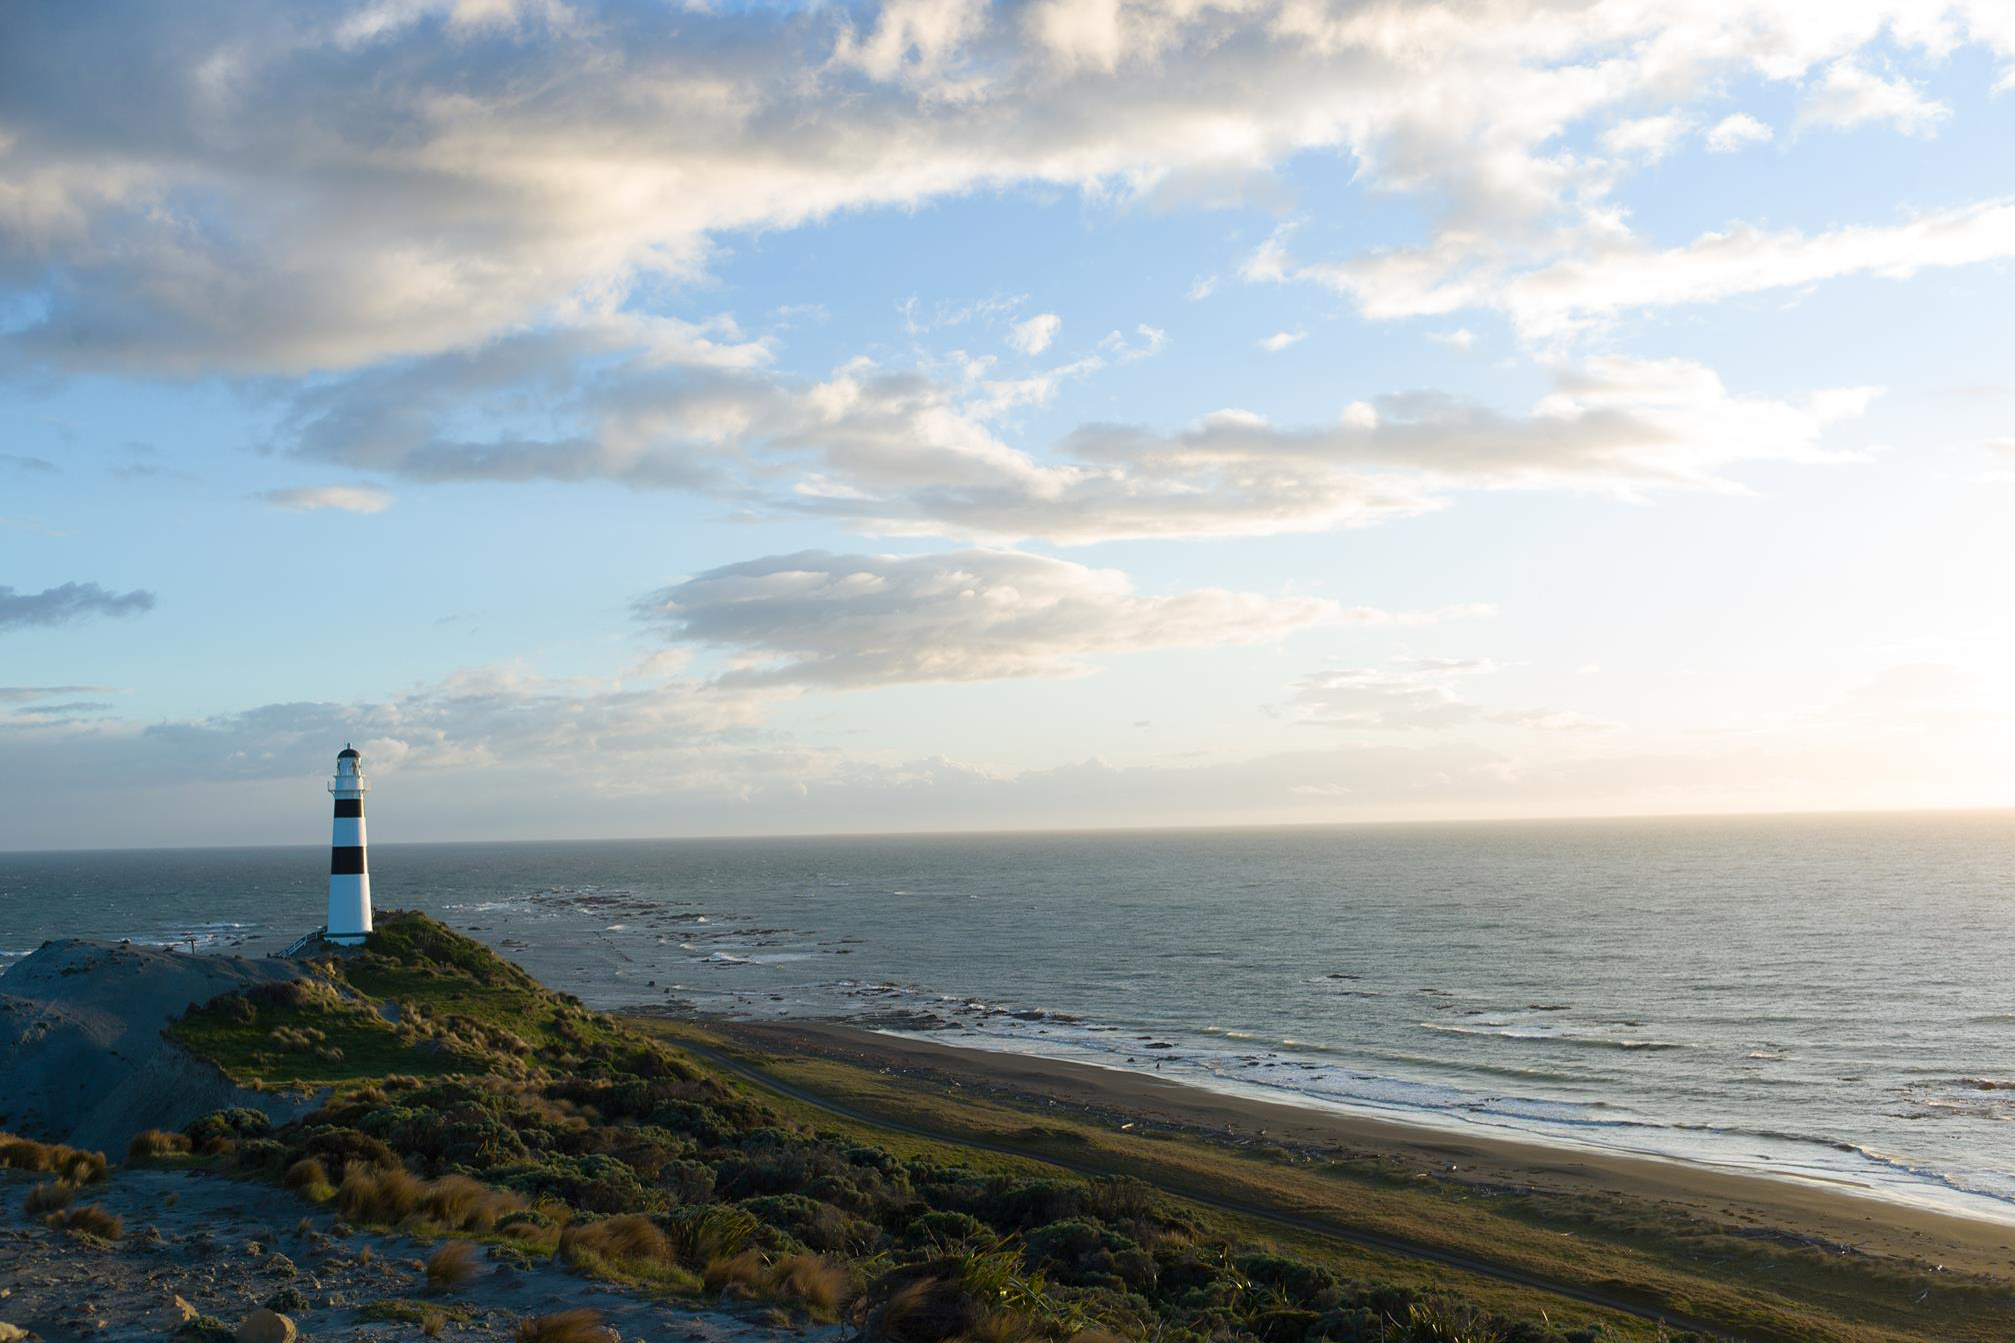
[359,1297,475,1334]
[167,990,477,1086]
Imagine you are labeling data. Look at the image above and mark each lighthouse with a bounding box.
[326,744,373,944]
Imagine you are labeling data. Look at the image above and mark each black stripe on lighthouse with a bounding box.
[331,847,367,875]
[333,798,363,818]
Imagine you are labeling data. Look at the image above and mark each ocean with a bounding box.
[5,811,2014,1223]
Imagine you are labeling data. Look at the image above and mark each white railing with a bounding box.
[279,927,326,958]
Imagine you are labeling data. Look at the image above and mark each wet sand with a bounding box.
[710,1018,2015,1280]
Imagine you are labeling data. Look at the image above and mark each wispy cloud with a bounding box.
[256,484,394,514]
[1006,313,1061,355]
[0,582,155,632]
[1800,58,1950,137]
[636,548,1350,688]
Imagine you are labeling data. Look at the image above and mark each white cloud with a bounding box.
[1602,114,1692,161]
[1007,312,1061,355]
[1428,327,1475,349]
[1800,58,1951,137]
[1705,113,1774,152]
[1268,198,2015,343]
[285,345,1871,543]
[256,484,394,513]
[1284,657,1611,732]
[635,547,1347,687]
[5,2,2012,376]
[1257,329,1305,352]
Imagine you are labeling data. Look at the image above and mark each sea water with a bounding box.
[5,811,2014,1223]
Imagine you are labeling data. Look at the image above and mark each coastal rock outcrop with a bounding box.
[0,940,317,1151]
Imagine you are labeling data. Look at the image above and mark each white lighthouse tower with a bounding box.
[326,745,373,944]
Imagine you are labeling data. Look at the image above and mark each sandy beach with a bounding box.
[708,1018,2015,1282]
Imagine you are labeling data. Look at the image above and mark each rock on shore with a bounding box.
[0,941,315,1151]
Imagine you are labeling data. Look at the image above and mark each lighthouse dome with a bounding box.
[337,746,360,760]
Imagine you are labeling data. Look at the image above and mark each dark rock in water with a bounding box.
[0,939,322,1150]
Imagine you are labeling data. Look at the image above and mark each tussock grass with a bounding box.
[57,1202,124,1239]
[337,1164,525,1233]
[557,1213,697,1290]
[127,1128,194,1161]
[23,1180,76,1215]
[283,1157,334,1200]
[762,1251,854,1318]
[426,1239,483,1292]
[514,1307,608,1343]
[0,1133,107,1184]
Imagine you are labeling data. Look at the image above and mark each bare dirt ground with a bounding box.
[0,1167,842,1343]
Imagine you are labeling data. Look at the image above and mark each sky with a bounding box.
[5,0,2015,850]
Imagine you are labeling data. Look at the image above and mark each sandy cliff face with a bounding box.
[0,941,318,1150]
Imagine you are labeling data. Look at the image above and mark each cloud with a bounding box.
[1428,327,1475,349]
[5,2,2011,376]
[256,484,394,513]
[1705,113,1773,152]
[1800,58,1950,137]
[1007,313,1061,355]
[1257,329,1305,353]
[1270,198,2015,343]
[285,335,1866,542]
[1602,114,1691,161]
[0,684,116,702]
[1284,658,1611,732]
[636,547,1347,687]
[1056,356,1873,503]
[0,582,155,631]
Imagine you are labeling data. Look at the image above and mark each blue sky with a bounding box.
[5,1,2015,848]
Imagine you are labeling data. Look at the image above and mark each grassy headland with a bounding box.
[109,910,2015,1343]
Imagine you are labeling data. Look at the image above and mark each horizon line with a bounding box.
[4,799,2012,857]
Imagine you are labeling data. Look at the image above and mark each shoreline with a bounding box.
[703,1016,2015,1280]
[853,1016,2015,1226]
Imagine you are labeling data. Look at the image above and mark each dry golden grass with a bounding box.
[127,1129,193,1161]
[557,1213,694,1288]
[702,1248,766,1296]
[0,1133,108,1184]
[426,1239,483,1292]
[513,1308,608,1343]
[23,1180,76,1216]
[58,1203,124,1239]
[764,1252,853,1317]
[336,1163,525,1233]
[284,1157,333,1196]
